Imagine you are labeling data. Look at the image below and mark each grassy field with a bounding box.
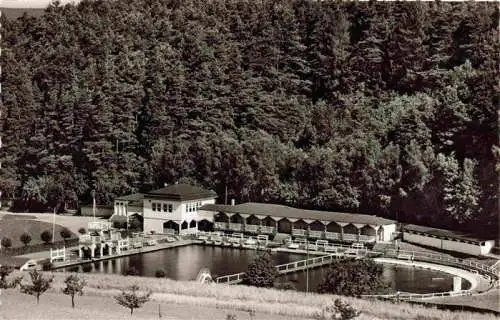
[0,212,100,235]
[426,288,500,313]
[2,270,497,320]
[0,217,77,248]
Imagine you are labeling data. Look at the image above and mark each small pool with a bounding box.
[61,245,471,294]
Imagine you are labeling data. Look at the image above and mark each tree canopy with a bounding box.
[1,0,498,236]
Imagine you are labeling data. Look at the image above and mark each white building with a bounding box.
[402,224,496,256]
[141,184,217,235]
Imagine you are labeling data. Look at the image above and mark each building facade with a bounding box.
[141,184,217,234]
[402,224,495,256]
[199,202,397,243]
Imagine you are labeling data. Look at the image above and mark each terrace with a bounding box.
[204,202,396,243]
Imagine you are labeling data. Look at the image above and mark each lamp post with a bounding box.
[52,207,56,244]
[91,190,96,221]
[126,202,129,235]
[306,237,309,293]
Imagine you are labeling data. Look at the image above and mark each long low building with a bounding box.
[199,202,397,243]
[402,224,496,256]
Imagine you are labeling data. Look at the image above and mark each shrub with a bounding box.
[20,232,32,247]
[155,268,166,278]
[42,261,53,271]
[40,230,53,244]
[60,228,72,241]
[274,280,297,291]
[1,237,12,249]
[318,258,388,297]
[20,270,54,304]
[125,267,139,276]
[62,274,86,308]
[113,221,127,229]
[78,228,86,235]
[0,265,23,289]
[115,284,151,315]
[314,299,361,320]
[244,252,278,288]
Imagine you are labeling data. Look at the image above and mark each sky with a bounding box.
[1,0,80,8]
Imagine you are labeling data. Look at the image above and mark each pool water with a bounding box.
[62,245,471,294]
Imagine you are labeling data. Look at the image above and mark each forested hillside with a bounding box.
[1,0,498,235]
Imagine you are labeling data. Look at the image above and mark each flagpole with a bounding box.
[52,207,56,244]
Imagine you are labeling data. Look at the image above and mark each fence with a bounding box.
[216,253,338,284]
[50,247,66,263]
[362,289,473,301]
[383,249,499,280]
[215,243,499,289]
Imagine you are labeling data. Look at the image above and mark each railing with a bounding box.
[214,222,227,230]
[79,235,102,244]
[245,225,259,233]
[229,223,243,231]
[292,228,307,237]
[216,254,337,284]
[216,272,246,284]
[309,230,323,238]
[50,247,66,263]
[362,289,472,301]
[260,226,274,234]
[325,232,341,240]
[215,240,500,291]
[88,221,112,231]
[359,235,376,242]
[383,249,499,279]
[163,228,177,235]
[343,234,357,241]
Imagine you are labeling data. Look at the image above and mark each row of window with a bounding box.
[152,202,173,213]
[186,202,202,213]
[151,202,203,213]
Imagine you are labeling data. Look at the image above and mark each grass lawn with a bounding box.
[2,270,497,320]
[0,289,300,320]
[0,217,77,248]
[0,211,101,235]
[426,289,500,313]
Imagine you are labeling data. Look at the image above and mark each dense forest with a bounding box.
[1,0,498,235]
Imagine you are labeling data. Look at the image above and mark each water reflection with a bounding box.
[62,245,470,294]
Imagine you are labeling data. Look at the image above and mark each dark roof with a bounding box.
[403,224,493,243]
[145,184,217,201]
[109,215,128,223]
[200,202,396,226]
[116,193,144,202]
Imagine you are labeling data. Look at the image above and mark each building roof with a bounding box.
[145,184,217,201]
[116,193,144,202]
[403,224,492,243]
[200,202,396,226]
